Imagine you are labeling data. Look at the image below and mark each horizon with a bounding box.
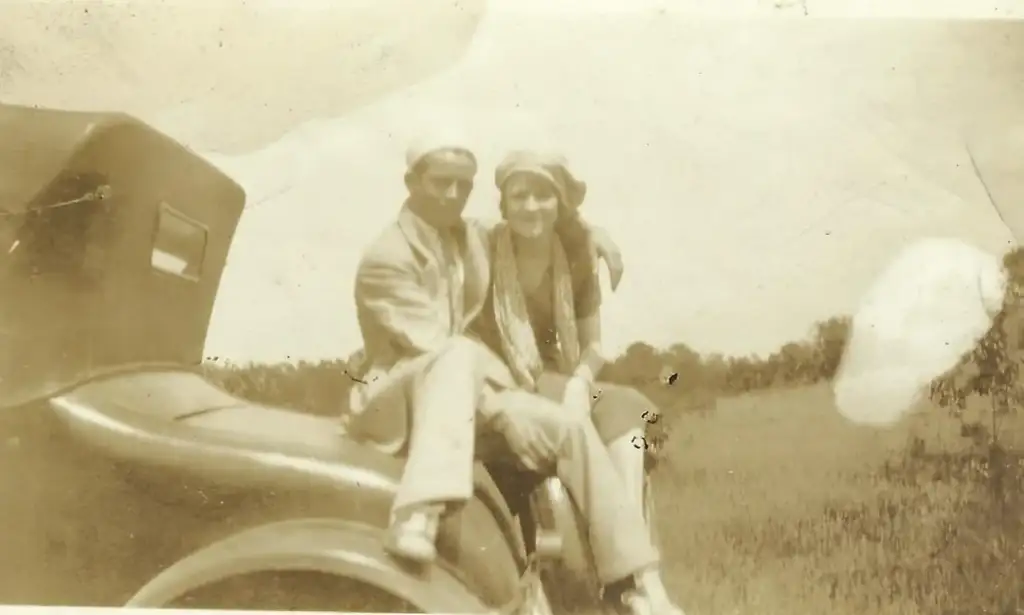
[201,311,855,368]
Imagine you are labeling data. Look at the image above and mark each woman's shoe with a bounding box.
[605,571,685,615]
[383,505,442,565]
[616,588,685,615]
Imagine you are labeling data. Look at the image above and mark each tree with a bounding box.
[700,352,729,392]
[811,315,851,380]
[603,342,663,387]
[928,248,1024,509]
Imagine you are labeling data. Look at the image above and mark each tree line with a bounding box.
[201,314,855,420]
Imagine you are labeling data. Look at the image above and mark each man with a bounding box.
[346,133,683,615]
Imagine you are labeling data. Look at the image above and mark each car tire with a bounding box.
[165,570,421,612]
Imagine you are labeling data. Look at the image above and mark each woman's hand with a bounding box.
[562,375,594,418]
[589,225,624,291]
[577,345,607,383]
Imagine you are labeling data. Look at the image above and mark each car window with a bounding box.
[151,203,207,281]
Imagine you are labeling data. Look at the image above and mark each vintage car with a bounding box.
[0,102,658,614]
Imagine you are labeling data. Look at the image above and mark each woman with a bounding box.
[471,149,658,520]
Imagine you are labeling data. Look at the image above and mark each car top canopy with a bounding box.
[0,103,246,409]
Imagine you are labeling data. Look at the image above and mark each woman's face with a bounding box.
[502,172,560,239]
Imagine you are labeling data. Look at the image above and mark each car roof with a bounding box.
[0,103,242,214]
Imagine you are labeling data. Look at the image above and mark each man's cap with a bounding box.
[405,123,478,173]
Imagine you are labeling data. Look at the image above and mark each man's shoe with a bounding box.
[383,505,441,565]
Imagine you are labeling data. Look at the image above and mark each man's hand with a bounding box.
[485,390,559,472]
[589,225,624,291]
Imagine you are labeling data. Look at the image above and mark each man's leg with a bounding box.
[387,336,516,563]
[393,338,480,510]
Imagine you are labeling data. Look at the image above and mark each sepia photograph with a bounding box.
[1,1,1024,614]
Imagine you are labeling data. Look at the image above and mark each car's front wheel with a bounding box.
[166,570,420,612]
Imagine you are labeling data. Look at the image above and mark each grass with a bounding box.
[653,383,1024,615]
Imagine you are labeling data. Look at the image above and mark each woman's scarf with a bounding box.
[492,222,580,390]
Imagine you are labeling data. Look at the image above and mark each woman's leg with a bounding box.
[535,374,653,521]
[480,388,682,615]
[532,373,680,614]
[607,427,646,515]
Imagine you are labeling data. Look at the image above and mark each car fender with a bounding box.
[126,518,491,613]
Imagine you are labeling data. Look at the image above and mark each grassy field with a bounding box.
[653,382,1023,615]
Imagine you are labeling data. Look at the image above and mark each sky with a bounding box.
[4,1,1024,364]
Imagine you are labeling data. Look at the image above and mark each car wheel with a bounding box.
[166,570,421,612]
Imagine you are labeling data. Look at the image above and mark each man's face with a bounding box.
[410,151,476,227]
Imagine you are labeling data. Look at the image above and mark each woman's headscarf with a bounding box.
[494,150,587,215]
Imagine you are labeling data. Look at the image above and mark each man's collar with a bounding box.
[398,203,463,264]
